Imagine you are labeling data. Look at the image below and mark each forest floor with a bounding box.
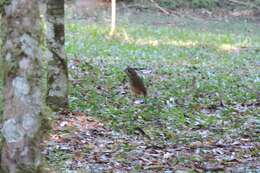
[43,6,260,173]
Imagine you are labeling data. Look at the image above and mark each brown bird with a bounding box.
[124,67,147,96]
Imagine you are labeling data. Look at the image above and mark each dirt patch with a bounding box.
[74,0,110,17]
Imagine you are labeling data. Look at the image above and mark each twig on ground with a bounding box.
[149,0,170,15]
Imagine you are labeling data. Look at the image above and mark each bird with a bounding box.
[124,67,147,97]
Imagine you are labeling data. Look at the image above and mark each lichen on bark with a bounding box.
[2,118,23,143]
[0,0,50,172]
[12,76,30,97]
[46,0,68,111]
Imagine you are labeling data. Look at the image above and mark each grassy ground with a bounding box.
[41,9,260,171]
[67,10,259,141]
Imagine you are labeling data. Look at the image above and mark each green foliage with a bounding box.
[191,0,217,8]
[0,0,11,15]
[157,0,218,9]
[155,0,260,9]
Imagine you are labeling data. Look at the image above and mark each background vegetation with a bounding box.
[156,0,260,9]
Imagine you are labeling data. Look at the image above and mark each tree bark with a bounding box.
[46,0,68,111]
[0,0,47,172]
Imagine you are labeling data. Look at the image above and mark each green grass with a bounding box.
[66,15,260,143]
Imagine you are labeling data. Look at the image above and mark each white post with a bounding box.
[110,0,116,36]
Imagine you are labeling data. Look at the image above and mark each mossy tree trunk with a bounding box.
[46,0,68,111]
[0,0,47,172]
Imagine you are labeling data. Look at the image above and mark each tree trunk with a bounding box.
[0,0,47,172]
[46,0,68,111]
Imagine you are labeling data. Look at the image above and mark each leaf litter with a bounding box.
[43,110,259,172]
